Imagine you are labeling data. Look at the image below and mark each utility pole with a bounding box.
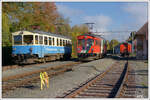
[113,40,114,54]
[85,23,95,33]
[131,31,136,53]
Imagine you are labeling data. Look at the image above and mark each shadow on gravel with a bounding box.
[135,70,148,73]
[20,85,39,89]
[105,54,137,61]
[128,85,148,89]
[108,61,128,98]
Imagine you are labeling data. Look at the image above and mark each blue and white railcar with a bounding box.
[12,30,72,64]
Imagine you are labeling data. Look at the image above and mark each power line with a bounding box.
[92,30,136,33]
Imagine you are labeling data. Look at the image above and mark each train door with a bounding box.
[44,36,49,56]
[39,35,44,58]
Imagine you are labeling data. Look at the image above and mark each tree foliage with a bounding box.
[2,12,11,46]
[106,40,110,50]
[2,2,89,58]
[71,24,89,58]
[3,2,59,32]
[109,39,120,50]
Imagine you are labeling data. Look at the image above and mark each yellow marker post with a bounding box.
[40,72,49,90]
[43,72,49,88]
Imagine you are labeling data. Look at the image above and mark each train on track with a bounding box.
[12,30,72,64]
[120,42,132,57]
[77,33,107,61]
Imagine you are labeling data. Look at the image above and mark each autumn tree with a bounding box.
[54,17,71,36]
[106,40,110,50]
[109,39,120,51]
[2,12,11,46]
[2,2,61,46]
[71,24,89,58]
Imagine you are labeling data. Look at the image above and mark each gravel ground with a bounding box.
[3,57,148,98]
[3,57,116,98]
[2,61,73,78]
[129,60,148,98]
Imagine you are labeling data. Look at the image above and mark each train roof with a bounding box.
[12,30,71,40]
[78,33,106,40]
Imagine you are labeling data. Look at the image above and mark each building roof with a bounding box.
[135,22,148,40]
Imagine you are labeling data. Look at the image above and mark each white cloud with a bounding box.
[83,14,112,34]
[56,4,83,17]
[83,14,112,40]
[123,3,148,28]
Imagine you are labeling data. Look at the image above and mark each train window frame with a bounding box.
[35,35,39,45]
[49,37,52,46]
[44,36,48,45]
[39,36,43,45]
[95,40,99,45]
[52,37,55,46]
[87,39,94,46]
[23,35,34,45]
[63,40,65,46]
[57,38,60,46]
[66,40,68,46]
[60,39,62,46]
[78,39,85,47]
[13,35,23,45]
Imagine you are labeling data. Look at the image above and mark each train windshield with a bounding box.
[78,39,85,46]
[23,35,33,45]
[13,35,22,45]
[87,39,94,46]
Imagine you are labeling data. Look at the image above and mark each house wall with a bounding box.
[135,22,148,60]
[135,36,148,59]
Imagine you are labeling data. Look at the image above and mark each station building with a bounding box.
[134,22,148,60]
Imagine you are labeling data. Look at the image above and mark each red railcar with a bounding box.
[120,43,132,56]
[77,33,107,60]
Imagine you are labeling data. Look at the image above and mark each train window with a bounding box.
[14,35,22,45]
[78,39,85,46]
[63,40,65,46]
[66,40,68,46]
[95,40,99,45]
[57,38,59,46]
[49,37,52,45]
[60,39,62,46]
[39,36,43,44]
[24,35,33,45]
[35,35,38,44]
[44,37,48,45]
[53,38,55,45]
[87,39,94,46]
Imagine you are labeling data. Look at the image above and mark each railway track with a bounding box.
[59,60,136,98]
[2,62,80,93]
[116,62,136,98]
[3,61,72,71]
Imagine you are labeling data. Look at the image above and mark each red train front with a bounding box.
[77,33,107,60]
[120,43,132,57]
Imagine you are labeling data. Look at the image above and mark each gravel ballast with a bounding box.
[2,61,73,78]
[129,60,148,98]
[2,57,148,98]
[3,58,116,98]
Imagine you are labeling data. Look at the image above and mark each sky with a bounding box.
[55,2,148,42]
